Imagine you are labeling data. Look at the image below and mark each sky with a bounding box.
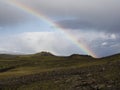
[0,0,120,58]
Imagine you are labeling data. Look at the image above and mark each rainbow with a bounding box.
[5,0,97,58]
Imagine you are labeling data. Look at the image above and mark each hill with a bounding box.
[0,52,119,90]
[33,51,55,56]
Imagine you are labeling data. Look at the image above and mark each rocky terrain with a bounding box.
[0,52,119,90]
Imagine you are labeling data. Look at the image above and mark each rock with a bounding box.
[98,84,106,89]
[102,67,105,71]
[87,73,92,77]
[92,85,99,90]
[107,85,112,88]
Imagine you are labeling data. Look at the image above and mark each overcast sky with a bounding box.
[0,0,120,57]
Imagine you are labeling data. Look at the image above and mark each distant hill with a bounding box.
[34,51,55,56]
[69,54,92,58]
[0,52,120,59]
[0,54,18,59]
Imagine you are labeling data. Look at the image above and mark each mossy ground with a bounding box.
[0,54,120,90]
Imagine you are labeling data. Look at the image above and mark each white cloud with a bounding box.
[67,30,118,42]
[0,31,119,57]
[0,31,83,55]
[102,42,107,46]
[110,34,116,39]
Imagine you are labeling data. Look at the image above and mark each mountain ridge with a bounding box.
[0,51,120,59]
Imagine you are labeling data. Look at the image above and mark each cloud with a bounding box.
[67,30,120,57]
[0,0,120,57]
[0,32,83,55]
[0,1,32,26]
[14,0,120,33]
[18,0,120,16]
[89,34,120,57]
[56,19,120,33]
[0,31,119,57]
[102,42,108,46]
[1,0,120,33]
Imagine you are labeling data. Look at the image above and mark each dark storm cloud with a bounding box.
[56,20,94,30]
[56,19,120,33]
[1,0,120,33]
[15,0,120,33]
[89,34,120,57]
[92,41,120,57]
